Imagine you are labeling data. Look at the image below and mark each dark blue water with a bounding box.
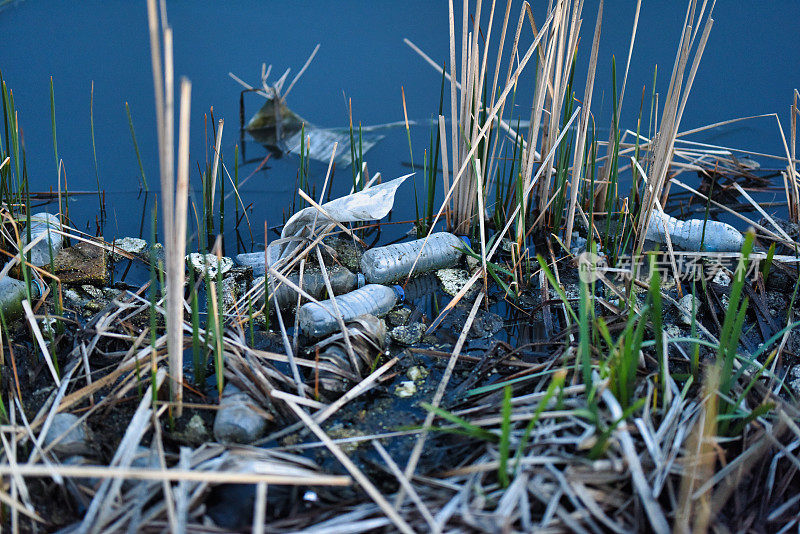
[1,1,798,247]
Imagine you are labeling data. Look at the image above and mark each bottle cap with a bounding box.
[392,285,405,303]
[458,235,471,248]
[356,273,366,288]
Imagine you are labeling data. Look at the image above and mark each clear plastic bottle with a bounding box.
[0,276,42,319]
[360,232,468,284]
[258,266,366,309]
[645,211,743,252]
[298,284,403,338]
[23,213,63,266]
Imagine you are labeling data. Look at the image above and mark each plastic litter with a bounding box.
[298,284,402,338]
[22,212,63,267]
[360,232,467,284]
[0,276,42,319]
[255,266,365,309]
[645,211,744,252]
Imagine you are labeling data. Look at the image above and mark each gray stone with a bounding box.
[391,323,426,346]
[43,413,90,457]
[213,385,268,444]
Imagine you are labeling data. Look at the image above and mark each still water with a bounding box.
[1,1,798,248]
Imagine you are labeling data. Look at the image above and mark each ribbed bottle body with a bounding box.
[360,232,465,284]
[298,284,399,338]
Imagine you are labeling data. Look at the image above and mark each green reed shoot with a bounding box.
[89,81,104,216]
[189,265,205,388]
[498,385,513,488]
[125,102,149,191]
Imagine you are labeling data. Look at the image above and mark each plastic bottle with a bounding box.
[298,284,403,338]
[0,276,42,319]
[23,212,63,267]
[645,211,744,252]
[360,232,468,284]
[257,266,366,309]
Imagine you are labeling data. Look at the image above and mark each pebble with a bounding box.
[712,269,731,287]
[390,323,426,346]
[43,413,91,457]
[788,365,800,397]
[676,293,701,325]
[386,307,412,327]
[395,380,417,398]
[213,384,268,444]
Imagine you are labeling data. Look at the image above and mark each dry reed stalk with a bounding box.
[637,1,714,252]
[675,367,718,533]
[147,0,192,416]
[564,0,603,248]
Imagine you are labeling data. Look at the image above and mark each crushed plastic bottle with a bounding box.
[0,276,42,319]
[298,284,403,338]
[22,213,63,266]
[267,266,365,309]
[360,232,468,285]
[645,211,744,252]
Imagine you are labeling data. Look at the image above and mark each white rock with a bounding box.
[112,237,148,260]
[186,253,233,279]
[395,380,417,398]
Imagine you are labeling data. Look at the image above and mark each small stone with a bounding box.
[53,242,108,286]
[213,384,268,444]
[221,276,238,313]
[186,253,233,279]
[111,237,148,261]
[789,377,800,397]
[407,365,429,382]
[391,323,426,346]
[665,324,683,338]
[712,270,731,287]
[81,284,103,300]
[436,268,475,297]
[465,254,480,271]
[395,380,417,398]
[184,414,209,443]
[676,294,701,325]
[386,307,412,327]
[43,413,91,457]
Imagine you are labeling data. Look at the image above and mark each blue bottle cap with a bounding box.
[458,235,471,248]
[392,285,405,303]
